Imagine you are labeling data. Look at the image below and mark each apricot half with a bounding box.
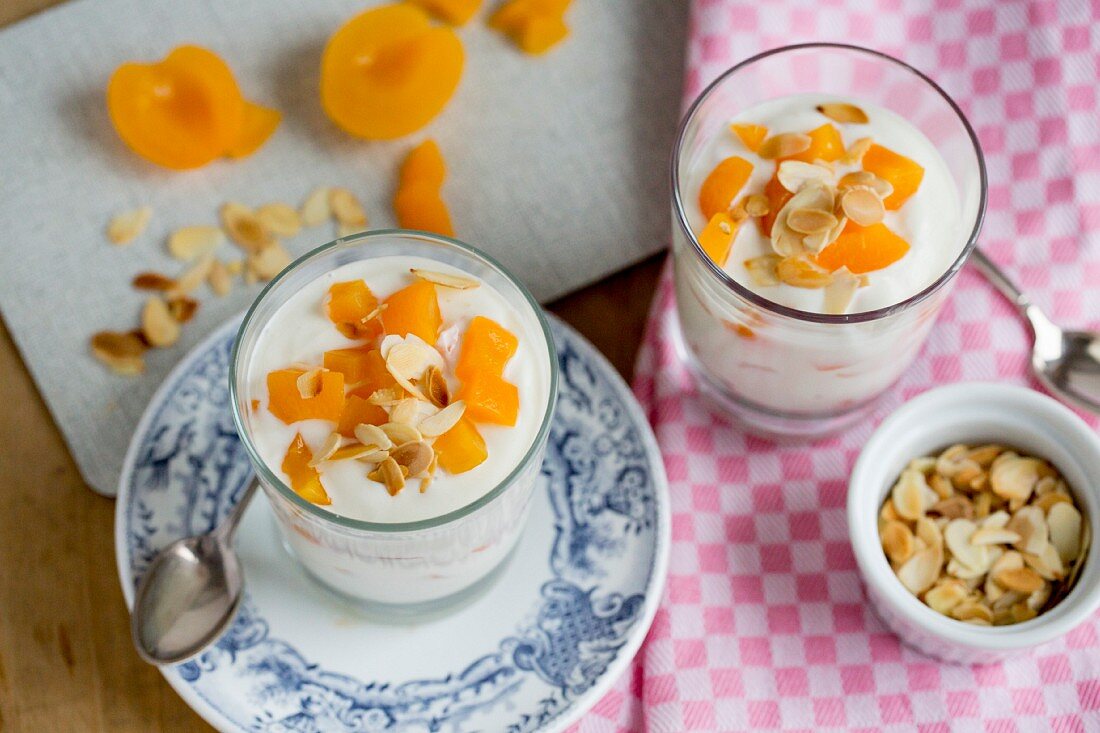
[816,221,910,274]
[321,4,464,140]
[225,100,281,159]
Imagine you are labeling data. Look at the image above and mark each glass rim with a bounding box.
[229,228,559,534]
[670,42,989,325]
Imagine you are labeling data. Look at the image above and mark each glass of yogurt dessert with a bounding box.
[230,230,557,612]
[671,44,987,437]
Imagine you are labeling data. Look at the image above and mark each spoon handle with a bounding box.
[969,249,1031,313]
[214,477,260,543]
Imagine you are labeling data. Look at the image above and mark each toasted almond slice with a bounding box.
[1008,505,1049,555]
[207,259,233,297]
[995,567,1044,594]
[132,272,176,291]
[257,203,302,237]
[410,268,480,290]
[1024,542,1065,581]
[915,517,943,553]
[140,297,181,348]
[424,365,450,408]
[107,206,153,245]
[1027,581,1053,612]
[841,137,874,165]
[951,600,993,623]
[776,160,833,194]
[1011,602,1038,623]
[329,187,367,226]
[776,256,833,289]
[248,243,292,281]
[300,187,332,227]
[390,398,421,426]
[297,368,323,399]
[786,208,838,235]
[758,132,811,160]
[946,557,985,580]
[225,260,244,276]
[981,510,1011,529]
[897,547,941,595]
[354,423,393,451]
[892,468,934,521]
[90,331,146,375]
[967,444,1005,468]
[390,440,434,477]
[168,225,225,261]
[1034,476,1059,496]
[371,457,405,496]
[881,520,915,565]
[169,255,215,297]
[970,527,1022,545]
[1034,492,1073,513]
[167,295,198,324]
[924,579,968,615]
[385,342,435,400]
[419,400,466,438]
[929,473,954,500]
[743,255,781,287]
[329,444,381,462]
[823,266,859,315]
[308,433,343,467]
[974,491,992,519]
[221,202,274,253]
[367,386,406,406]
[744,194,770,217]
[990,456,1043,503]
[816,102,869,124]
[381,422,421,447]
[930,495,974,520]
[1048,502,1082,564]
[944,519,989,572]
[840,186,885,227]
[935,444,972,477]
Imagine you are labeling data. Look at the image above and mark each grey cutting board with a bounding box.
[0,0,687,495]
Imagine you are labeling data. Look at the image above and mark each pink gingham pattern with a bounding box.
[569,1,1100,731]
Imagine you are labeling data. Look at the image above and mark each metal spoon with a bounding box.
[131,478,259,665]
[971,249,1100,414]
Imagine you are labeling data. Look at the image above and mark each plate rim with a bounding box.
[114,311,670,733]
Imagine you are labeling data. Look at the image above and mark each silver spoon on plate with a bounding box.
[971,249,1100,414]
[131,478,259,665]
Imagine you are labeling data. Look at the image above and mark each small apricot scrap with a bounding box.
[698,156,754,220]
[730,123,768,153]
[282,433,331,505]
[107,45,278,169]
[488,0,571,55]
[267,369,346,424]
[336,395,389,437]
[788,123,844,163]
[325,280,382,340]
[861,144,924,209]
[394,140,454,236]
[382,280,442,344]
[321,4,464,140]
[433,416,488,474]
[816,221,910,274]
[457,372,519,426]
[407,0,482,25]
[698,212,741,267]
[455,316,518,381]
[760,172,793,237]
[324,346,379,384]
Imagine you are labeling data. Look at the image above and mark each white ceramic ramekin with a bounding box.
[849,382,1100,664]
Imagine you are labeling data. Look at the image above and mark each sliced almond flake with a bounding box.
[90,331,146,375]
[816,102,869,124]
[728,198,750,225]
[924,579,968,615]
[1007,505,1049,555]
[390,441,434,477]
[307,433,343,467]
[990,456,1043,503]
[141,297,181,348]
[935,444,972,477]
[328,444,381,462]
[419,400,466,438]
[995,567,1045,594]
[410,268,480,290]
[967,445,1005,467]
[771,183,833,257]
[944,518,990,572]
[420,454,439,493]
[296,368,323,399]
[929,473,954,499]
[1027,581,1053,612]
[248,242,293,281]
[744,194,770,217]
[891,468,934,521]
[367,386,406,406]
[168,225,225,261]
[951,600,993,623]
[916,517,943,553]
[424,365,450,407]
[225,260,244,276]
[946,557,985,580]
[841,137,874,165]
[1024,542,1065,580]
[981,510,1011,529]
[758,132,811,160]
[300,187,332,227]
[743,255,781,287]
[840,186,885,227]
[169,255,215,297]
[354,423,393,451]
[208,259,233,297]
[823,266,859,315]
[107,206,153,245]
[221,202,274,253]
[167,295,198,324]
[371,457,405,496]
[256,203,302,237]
[776,160,833,194]
[1034,492,1073,513]
[970,527,1022,545]
[1034,476,1060,497]
[385,342,436,400]
[776,256,833,289]
[132,272,176,291]
[786,208,838,235]
[930,495,974,520]
[329,187,367,226]
[1047,502,1082,563]
[381,422,422,447]
[881,520,915,565]
[390,398,421,426]
[896,547,941,595]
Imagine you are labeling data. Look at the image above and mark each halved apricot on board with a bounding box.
[697,212,738,267]
[267,369,346,424]
[730,123,768,153]
[325,280,382,340]
[335,395,389,437]
[394,182,455,236]
[225,100,281,159]
[789,123,844,163]
[455,316,518,380]
[698,156,753,220]
[382,280,442,344]
[107,46,245,170]
[320,4,464,140]
[816,221,910,274]
[282,433,331,505]
[408,0,482,25]
[457,372,519,426]
[433,416,488,474]
[861,144,924,209]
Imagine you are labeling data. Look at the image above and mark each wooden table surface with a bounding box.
[0,2,665,730]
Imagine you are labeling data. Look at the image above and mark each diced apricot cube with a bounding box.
[394,181,455,237]
[489,0,572,55]
[382,280,442,345]
[698,156,753,220]
[407,0,482,26]
[399,139,447,188]
[862,143,924,209]
[456,316,518,381]
[730,123,768,153]
[433,416,487,474]
[816,221,910,274]
[789,123,844,163]
[323,346,374,384]
[267,369,346,424]
[760,171,793,237]
[697,212,739,267]
[281,433,331,505]
[457,372,519,426]
[336,394,389,437]
[513,14,569,54]
[325,280,382,340]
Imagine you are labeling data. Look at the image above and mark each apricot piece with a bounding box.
[698,156,754,220]
[346,350,400,399]
[325,280,382,340]
[267,369,346,424]
[336,395,389,437]
[789,123,844,163]
[760,171,793,237]
[489,0,571,55]
[400,139,447,188]
[433,416,488,474]
[862,144,924,209]
[456,316,518,380]
[323,346,376,384]
[382,280,442,344]
[226,100,281,159]
[730,123,768,153]
[407,0,482,25]
[394,181,455,236]
[321,4,464,140]
[697,212,738,267]
[107,45,244,170]
[816,221,910,274]
[456,372,519,426]
[282,433,331,505]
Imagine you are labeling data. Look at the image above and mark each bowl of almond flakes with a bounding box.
[848,383,1100,664]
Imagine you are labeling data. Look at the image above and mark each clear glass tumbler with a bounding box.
[671,43,987,438]
[230,230,558,613]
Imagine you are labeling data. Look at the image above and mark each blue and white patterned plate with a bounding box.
[115,313,669,733]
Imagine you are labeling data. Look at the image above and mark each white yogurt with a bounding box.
[683,93,960,314]
[245,256,550,524]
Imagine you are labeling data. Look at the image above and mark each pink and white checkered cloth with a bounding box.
[570,1,1100,731]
